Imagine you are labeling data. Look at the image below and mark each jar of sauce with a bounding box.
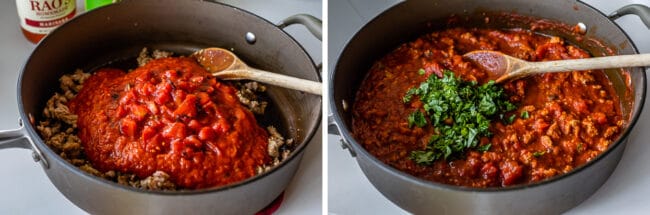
[15,0,76,43]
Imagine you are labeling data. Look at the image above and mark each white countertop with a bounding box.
[0,0,322,214]
[328,0,650,214]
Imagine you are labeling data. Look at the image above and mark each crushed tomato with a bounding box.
[69,57,270,189]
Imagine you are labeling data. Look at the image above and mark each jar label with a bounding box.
[16,0,76,34]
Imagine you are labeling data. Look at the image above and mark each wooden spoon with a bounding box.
[192,47,322,95]
[463,50,650,83]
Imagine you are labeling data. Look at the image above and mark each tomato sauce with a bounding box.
[69,57,270,189]
[352,28,624,187]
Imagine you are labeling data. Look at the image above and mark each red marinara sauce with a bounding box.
[352,28,625,187]
[69,57,270,189]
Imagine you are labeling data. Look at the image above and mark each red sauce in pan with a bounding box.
[352,28,625,187]
[69,57,270,189]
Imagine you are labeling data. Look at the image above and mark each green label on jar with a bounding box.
[85,0,120,11]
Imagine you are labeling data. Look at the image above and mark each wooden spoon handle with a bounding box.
[214,69,322,95]
[528,53,650,73]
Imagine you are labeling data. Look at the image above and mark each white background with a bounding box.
[0,0,322,214]
[328,0,650,214]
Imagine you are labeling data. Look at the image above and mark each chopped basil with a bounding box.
[418,68,426,75]
[410,150,435,165]
[407,111,427,128]
[533,151,546,157]
[507,114,516,124]
[403,70,516,165]
[521,111,530,119]
[477,143,492,152]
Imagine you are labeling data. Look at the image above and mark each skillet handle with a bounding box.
[609,4,650,29]
[278,14,323,74]
[328,114,356,157]
[0,127,30,150]
[277,14,322,41]
[0,119,49,168]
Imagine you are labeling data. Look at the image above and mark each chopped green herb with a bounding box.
[418,68,426,75]
[407,111,427,128]
[477,143,492,152]
[533,151,546,157]
[521,111,529,119]
[507,114,516,124]
[410,150,435,165]
[403,70,516,165]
